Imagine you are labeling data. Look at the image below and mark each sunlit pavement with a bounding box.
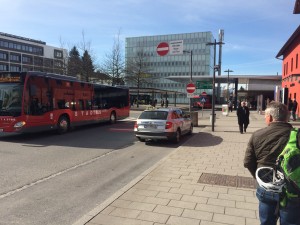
[74,108,299,225]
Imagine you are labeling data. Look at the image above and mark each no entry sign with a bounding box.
[156,42,169,56]
[186,83,196,93]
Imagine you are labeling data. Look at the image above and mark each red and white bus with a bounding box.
[0,71,130,134]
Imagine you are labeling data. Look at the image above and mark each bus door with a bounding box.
[23,77,54,131]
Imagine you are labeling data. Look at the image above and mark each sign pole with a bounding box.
[186,83,196,113]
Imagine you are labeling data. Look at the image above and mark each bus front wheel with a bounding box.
[57,116,69,134]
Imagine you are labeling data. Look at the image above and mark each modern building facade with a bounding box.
[0,32,67,74]
[125,32,214,104]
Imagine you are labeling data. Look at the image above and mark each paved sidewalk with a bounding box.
[74,110,298,225]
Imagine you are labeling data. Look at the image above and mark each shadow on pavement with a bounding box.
[182,132,223,147]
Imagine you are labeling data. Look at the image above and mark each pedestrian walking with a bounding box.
[228,100,233,112]
[291,98,298,121]
[236,101,250,133]
[160,99,164,108]
[244,101,300,225]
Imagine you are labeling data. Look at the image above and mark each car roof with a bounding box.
[143,107,180,112]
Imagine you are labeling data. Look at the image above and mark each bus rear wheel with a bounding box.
[57,116,69,134]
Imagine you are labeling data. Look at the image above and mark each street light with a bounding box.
[206,39,224,132]
[183,50,193,112]
[224,69,233,102]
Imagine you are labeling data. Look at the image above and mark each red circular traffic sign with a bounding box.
[186,83,196,93]
[156,42,169,56]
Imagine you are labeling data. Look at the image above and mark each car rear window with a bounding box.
[139,111,168,120]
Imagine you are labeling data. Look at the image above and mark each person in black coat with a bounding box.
[291,98,298,121]
[237,101,250,134]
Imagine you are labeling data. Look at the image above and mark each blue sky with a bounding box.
[1,0,299,75]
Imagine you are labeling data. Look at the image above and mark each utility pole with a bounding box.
[224,69,233,102]
[206,39,224,132]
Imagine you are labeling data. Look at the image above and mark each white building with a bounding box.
[0,32,67,74]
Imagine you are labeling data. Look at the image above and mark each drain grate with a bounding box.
[198,173,256,189]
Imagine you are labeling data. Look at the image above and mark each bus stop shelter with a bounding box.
[129,87,184,107]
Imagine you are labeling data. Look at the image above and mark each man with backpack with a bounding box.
[244,101,300,225]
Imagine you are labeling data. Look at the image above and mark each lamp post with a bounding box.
[183,50,193,112]
[224,69,233,102]
[206,39,224,132]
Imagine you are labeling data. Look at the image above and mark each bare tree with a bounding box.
[125,48,152,107]
[58,36,69,75]
[77,30,97,81]
[101,29,125,86]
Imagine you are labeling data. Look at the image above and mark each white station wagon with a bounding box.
[134,108,193,143]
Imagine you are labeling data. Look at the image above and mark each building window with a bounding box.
[0,38,43,55]
[44,58,53,67]
[291,58,294,72]
[22,66,33,72]
[10,53,21,62]
[0,63,8,71]
[22,55,33,64]
[54,50,63,59]
[296,54,298,69]
[0,51,8,61]
[54,60,63,68]
[10,65,21,72]
[34,57,43,66]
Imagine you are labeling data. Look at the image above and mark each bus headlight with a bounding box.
[14,121,26,128]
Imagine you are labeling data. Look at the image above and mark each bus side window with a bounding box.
[57,100,65,109]
[78,100,84,110]
[30,98,41,115]
[86,100,92,110]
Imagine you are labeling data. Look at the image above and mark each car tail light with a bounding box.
[134,121,138,129]
[165,121,173,129]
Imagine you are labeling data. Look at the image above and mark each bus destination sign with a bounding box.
[0,74,21,83]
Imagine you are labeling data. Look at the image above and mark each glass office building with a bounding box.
[125,32,214,104]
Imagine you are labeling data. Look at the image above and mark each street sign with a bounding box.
[196,81,213,89]
[156,42,169,56]
[200,97,206,103]
[186,83,196,93]
[169,40,183,55]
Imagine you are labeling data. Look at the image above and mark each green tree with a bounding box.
[82,50,95,82]
[67,46,82,77]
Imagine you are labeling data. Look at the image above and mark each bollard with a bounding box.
[190,111,198,127]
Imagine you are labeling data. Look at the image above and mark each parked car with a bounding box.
[134,108,193,143]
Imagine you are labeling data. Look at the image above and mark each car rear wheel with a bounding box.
[137,137,145,142]
[188,124,193,135]
[173,129,181,143]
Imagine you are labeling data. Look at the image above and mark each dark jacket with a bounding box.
[237,106,250,125]
[292,100,298,112]
[244,122,294,177]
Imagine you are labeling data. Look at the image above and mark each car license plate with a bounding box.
[145,124,156,129]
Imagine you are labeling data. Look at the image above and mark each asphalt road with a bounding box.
[0,115,188,225]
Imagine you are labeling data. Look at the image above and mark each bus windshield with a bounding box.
[0,84,23,117]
